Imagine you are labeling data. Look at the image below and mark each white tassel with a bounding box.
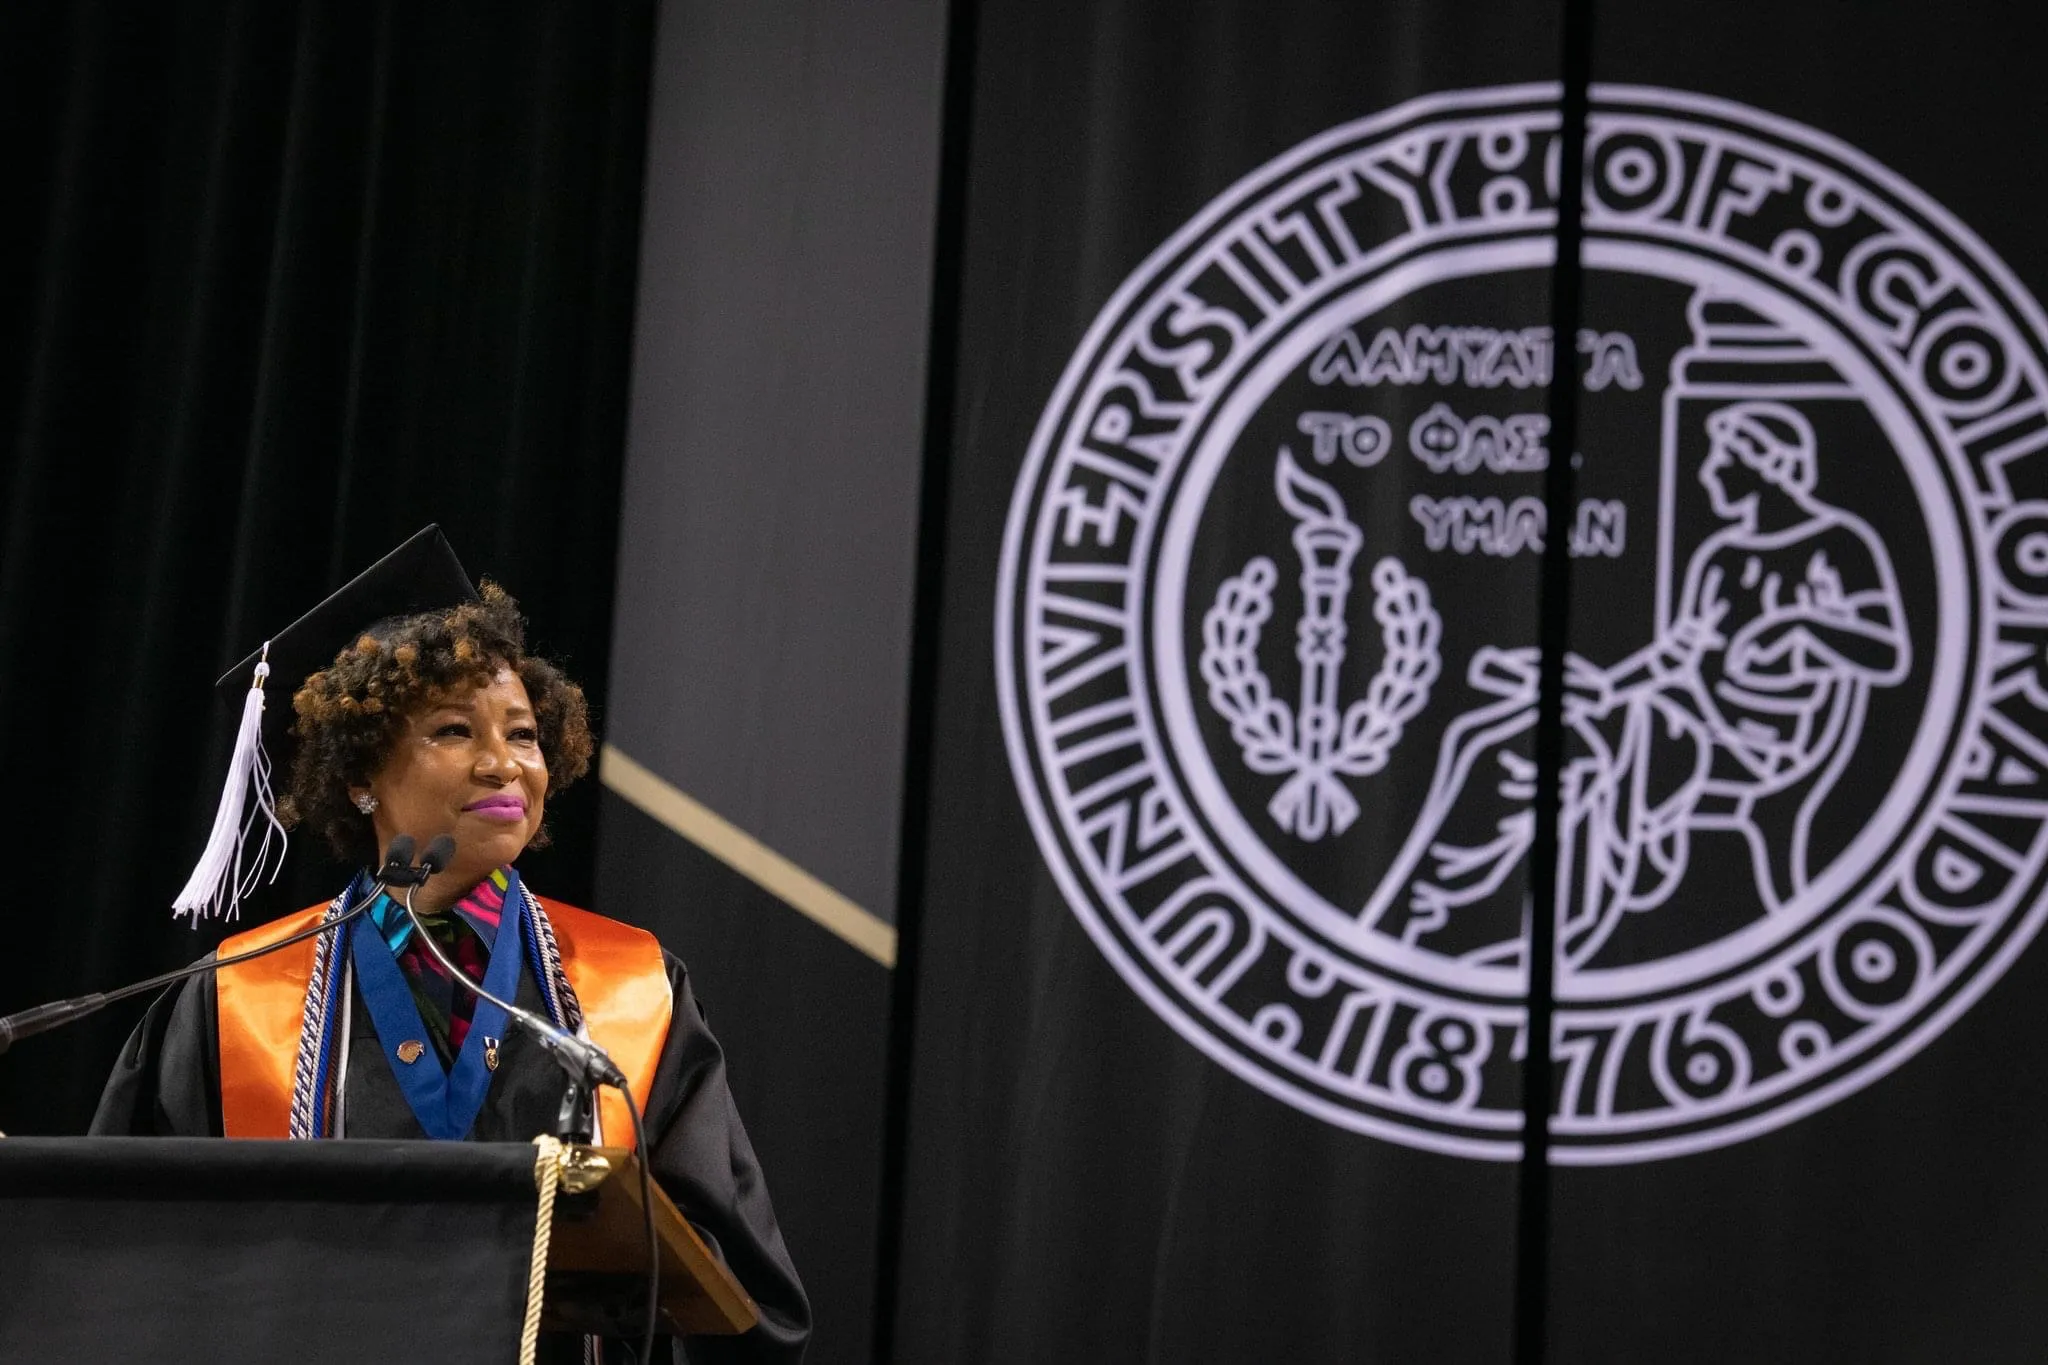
[172,646,290,923]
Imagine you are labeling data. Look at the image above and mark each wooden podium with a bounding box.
[0,1136,757,1363]
[540,1142,758,1338]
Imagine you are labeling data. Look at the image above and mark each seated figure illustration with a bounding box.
[1381,400,1910,970]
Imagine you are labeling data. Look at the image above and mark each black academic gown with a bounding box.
[92,932,811,1365]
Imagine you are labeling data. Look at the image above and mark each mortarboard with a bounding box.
[214,525,480,759]
[173,526,481,921]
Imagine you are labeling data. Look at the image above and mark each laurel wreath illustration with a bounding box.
[1200,452,1441,841]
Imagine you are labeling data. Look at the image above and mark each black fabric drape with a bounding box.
[889,0,2048,1360]
[0,1138,540,1363]
[0,0,655,1136]
[888,1,1557,1360]
[1542,5,2048,1362]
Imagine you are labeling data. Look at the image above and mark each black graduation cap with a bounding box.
[214,524,480,756]
[176,526,480,921]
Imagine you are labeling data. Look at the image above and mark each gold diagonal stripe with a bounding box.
[598,743,897,968]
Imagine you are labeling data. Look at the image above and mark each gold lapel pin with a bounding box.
[484,1037,502,1072]
[396,1040,426,1065]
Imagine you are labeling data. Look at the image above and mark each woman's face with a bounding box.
[352,666,548,895]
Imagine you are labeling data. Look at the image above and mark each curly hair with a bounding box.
[283,581,594,865]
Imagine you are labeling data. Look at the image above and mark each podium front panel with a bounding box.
[0,1137,539,1365]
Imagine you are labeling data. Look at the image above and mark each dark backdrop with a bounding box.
[886,2,1557,1361]
[0,0,654,1136]
[884,0,2048,1362]
[595,1,949,1362]
[1544,5,2048,1362]
[15,4,2048,1363]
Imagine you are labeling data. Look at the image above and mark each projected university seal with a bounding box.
[995,85,2048,1162]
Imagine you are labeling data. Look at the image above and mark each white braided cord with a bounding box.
[284,891,350,1139]
[522,885,585,1032]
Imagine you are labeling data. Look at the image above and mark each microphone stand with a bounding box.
[0,860,408,1057]
[396,879,660,1361]
[1,835,662,1357]
[394,883,627,1127]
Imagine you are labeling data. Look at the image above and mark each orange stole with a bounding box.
[215,896,671,1147]
[215,903,329,1140]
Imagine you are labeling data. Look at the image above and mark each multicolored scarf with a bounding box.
[367,867,511,1056]
[291,872,584,1142]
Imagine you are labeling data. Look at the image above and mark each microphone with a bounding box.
[0,835,426,1056]
[4,829,665,1365]
[392,840,627,1091]
[375,834,446,889]
[418,834,455,878]
[377,834,419,882]
[394,836,659,1365]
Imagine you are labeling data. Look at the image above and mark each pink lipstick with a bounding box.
[463,794,527,821]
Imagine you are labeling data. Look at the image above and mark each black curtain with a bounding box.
[0,0,655,1136]
[887,0,2048,1359]
[888,1,1553,1359]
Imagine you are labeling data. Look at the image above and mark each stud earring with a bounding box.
[355,793,378,814]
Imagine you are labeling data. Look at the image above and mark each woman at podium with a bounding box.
[91,528,810,1364]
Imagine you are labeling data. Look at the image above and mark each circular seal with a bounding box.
[996,85,2048,1162]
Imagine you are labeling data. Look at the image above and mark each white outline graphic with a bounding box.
[1199,451,1441,841]
[996,85,2048,1162]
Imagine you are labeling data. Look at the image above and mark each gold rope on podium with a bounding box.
[525,1135,568,1365]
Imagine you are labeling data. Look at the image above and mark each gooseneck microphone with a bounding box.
[0,835,428,1056]
[391,837,661,1362]
[2,830,661,1365]
[386,836,660,1362]
[393,839,628,1092]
